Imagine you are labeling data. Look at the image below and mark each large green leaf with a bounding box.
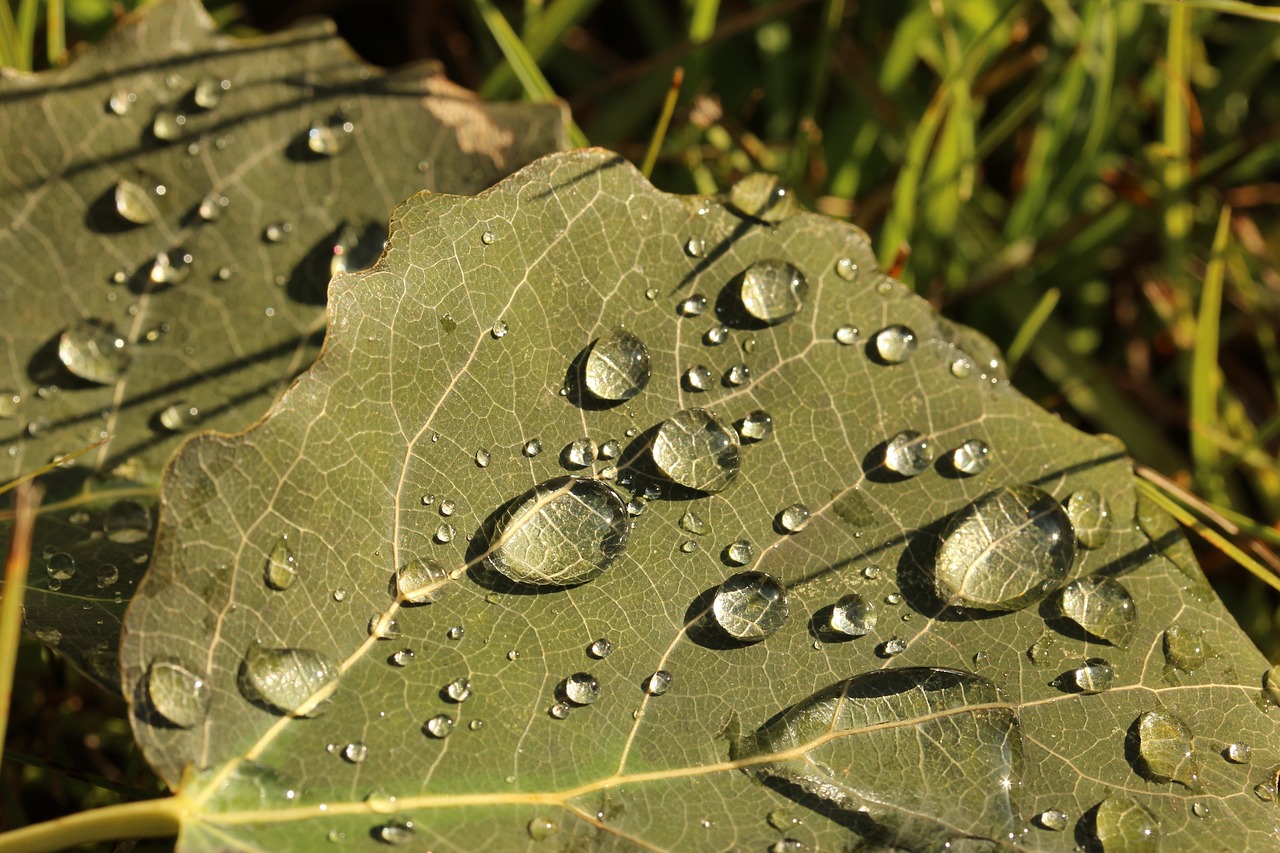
[122,151,1280,851]
[0,0,566,689]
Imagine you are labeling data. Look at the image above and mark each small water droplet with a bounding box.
[1034,808,1069,831]
[113,171,168,225]
[192,76,230,109]
[423,714,454,738]
[481,230,496,245]
[644,670,672,695]
[1226,741,1252,763]
[724,363,750,387]
[950,439,991,475]
[434,524,455,544]
[522,438,543,458]
[678,511,708,537]
[367,612,400,640]
[341,742,368,764]
[1057,575,1137,646]
[713,571,789,642]
[446,625,465,641]
[679,539,698,553]
[151,108,186,141]
[158,402,201,432]
[1134,710,1199,788]
[1066,488,1113,549]
[548,702,571,719]
[685,237,706,257]
[262,221,292,243]
[396,558,444,605]
[884,592,902,605]
[872,325,918,364]
[59,320,130,384]
[950,354,974,378]
[107,89,136,115]
[95,564,119,588]
[829,593,876,637]
[1070,658,1115,694]
[679,294,709,317]
[769,840,805,853]
[884,430,933,477]
[684,364,715,391]
[527,816,560,840]
[562,672,600,705]
[740,259,807,324]
[652,408,741,493]
[332,588,347,602]
[237,641,339,717]
[725,539,755,565]
[468,719,484,731]
[377,821,415,845]
[145,658,211,728]
[307,114,355,156]
[565,437,597,468]
[1163,623,1206,673]
[103,499,152,544]
[834,257,859,280]
[767,808,802,832]
[778,503,811,533]
[490,320,508,339]
[598,439,621,460]
[0,391,19,419]
[506,649,520,661]
[1191,800,1210,818]
[833,324,859,345]
[149,248,192,284]
[390,649,414,667]
[880,636,907,656]
[46,551,76,581]
[704,325,729,346]
[264,535,297,590]
[727,173,798,223]
[737,409,773,443]
[475,448,491,468]
[445,677,472,702]
[588,637,613,659]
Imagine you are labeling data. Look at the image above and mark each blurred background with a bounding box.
[4,0,1280,843]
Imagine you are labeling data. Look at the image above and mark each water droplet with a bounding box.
[192,76,230,109]
[727,173,799,223]
[396,559,444,605]
[829,593,876,637]
[475,448,491,468]
[725,363,751,386]
[95,564,119,588]
[522,438,543,458]
[1066,489,1113,549]
[481,230,496,245]
[588,637,613,659]
[778,503,811,533]
[644,670,672,695]
[434,524,455,544]
[0,390,18,419]
[677,511,707,537]
[368,612,400,640]
[685,237,706,257]
[486,477,630,586]
[565,437,597,468]
[652,408,741,493]
[934,484,1074,611]
[833,324,859,345]
[598,439,621,460]
[1191,800,1210,818]
[884,430,933,477]
[149,248,192,284]
[59,320,130,384]
[107,89,136,115]
[835,257,859,280]
[583,329,652,402]
[548,702,571,720]
[527,816,560,840]
[1035,808,1069,831]
[1070,658,1115,694]
[446,625,465,641]
[307,114,355,156]
[329,223,384,276]
[151,108,186,141]
[390,649,414,667]
[769,840,805,853]
[713,571,789,642]
[731,668,1020,842]
[704,324,729,346]
[342,742,368,764]
[332,588,347,602]
[684,364,714,391]
[1162,623,1206,673]
[767,808,802,831]
[46,551,75,581]
[1226,741,1252,763]
[264,535,297,590]
[1134,710,1199,788]
[158,402,201,432]
[104,499,152,543]
[679,294,708,317]
[884,592,902,606]
[263,221,292,243]
[445,677,472,702]
[1056,575,1136,646]
[880,636,907,656]
[439,499,456,517]
[114,172,167,225]
[489,320,508,340]
[468,719,484,731]
[871,325,918,364]
[739,259,808,325]
[145,659,210,728]
[562,672,600,705]
[377,821,415,845]
[681,539,699,553]
[423,714,454,738]
[951,439,991,476]
[724,539,755,566]
[237,641,339,717]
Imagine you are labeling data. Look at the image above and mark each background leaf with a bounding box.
[122,150,1280,850]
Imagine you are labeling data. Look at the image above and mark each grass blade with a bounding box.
[0,2,22,70]
[480,0,602,100]
[15,0,37,70]
[46,0,65,66]
[1005,286,1060,372]
[640,67,683,179]
[1142,0,1280,23]
[0,482,42,765]
[1189,207,1232,502]
[1162,2,1193,251]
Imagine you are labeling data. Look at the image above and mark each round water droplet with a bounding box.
[548,702,571,720]
[438,499,456,517]
[588,637,613,659]
[158,402,201,432]
[872,325,918,364]
[481,230,496,245]
[424,714,454,738]
[934,484,1075,611]
[237,641,339,717]
[114,171,167,225]
[342,742,368,764]
[684,364,714,391]
[725,363,750,387]
[584,330,651,402]
[713,571,789,642]
[446,625,465,641]
[950,354,974,378]
[645,670,672,695]
[468,719,484,731]
[377,821,415,845]
[307,114,355,156]
[149,248,192,284]
[151,108,186,141]
[727,173,798,223]
[835,257,859,280]
[685,237,706,257]
[679,539,698,553]
[197,193,228,221]
[1070,658,1115,694]
[1226,741,1252,763]
[46,551,75,581]
[829,593,876,637]
[104,499,152,543]
[192,76,230,109]
[652,408,741,493]
[951,439,990,476]
[1135,710,1199,788]
[264,535,297,590]
[834,324,859,345]
[527,817,560,840]
[59,320,130,384]
[740,260,807,324]
[262,222,292,243]
[1066,489,1113,549]
[1191,801,1210,818]
[521,438,542,458]
[332,588,347,602]
[145,658,211,728]
[884,430,933,477]
[391,648,414,667]
[565,437,597,468]
[488,320,508,340]
[679,294,708,317]
[396,559,444,605]
[598,439,620,460]
[434,524,455,544]
[1057,575,1136,646]
[704,324,729,346]
[1035,808,1069,832]
[1163,623,1206,673]
[475,448,491,468]
[445,677,472,702]
[725,539,755,566]
[562,672,600,705]
[95,564,119,588]
[486,477,630,586]
[778,503,811,533]
[735,410,773,443]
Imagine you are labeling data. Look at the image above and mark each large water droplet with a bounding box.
[486,477,630,586]
[237,642,339,717]
[562,672,600,705]
[951,439,990,475]
[829,593,876,637]
[1056,575,1136,646]
[46,551,75,581]
[934,484,1075,611]
[712,571,789,642]
[1094,796,1158,852]
[584,330,652,402]
[264,535,297,591]
[1066,488,1113,549]
[740,260,807,324]
[740,409,773,442]
[114,171,167,224]
[731,668,1020,846]
[871,325,918,364]
[59,320,130,384]
[884,430,933,477]
[652,408,741,493]
[104,499,152,543]
[307,114,354,156]
[727,173,799,223]
[1162,623,1206,673]
[1069,658,1115,694]
[396,559,444,605]
[1134,710,1199,788]
[145,659,211,728]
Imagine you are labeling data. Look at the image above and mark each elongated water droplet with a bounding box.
[645,670,672,695]
[377,821,415,845]
[1094,797,1159,852]
[835,257,859,280]
[342,742,368,764]
[562,672,600,705]
[114,171,167,224]
[158,402,201,432]
[59,320,130,384]
[713,571,789,642]
[1226,742,1252,763]
[527,817,560,840]
[778,503,811,533]
[679,510,707,536]
[1065,488,1113,549]
[740,259,807,324]
[1035,808,1069,832]
[829,593,876,637]
[146,659,211,728]
[727,173,799,223]
[725,539,755,566]
[192,76,230,109]
[1135,710,1199,788]
[1056,575,1136,646]
[307,114,355,156]
[684,364,714,391]
[486,477,630,586]
[585,330,652,402]
[237,642,339,717]
[740,409,773,442]
[934,484,1075,611]
[445,677,472,702]
[149,248,192,284]
[652,408,741,493]
[1162,623,1206,673]
[424,714,454,738]
[475,448,491,468]
[834,324,859,345]
[951,439,990,475]
[884,430,933,477]
[104,499,152,543]
[396,559,444,605]
[1069,658,1114,694]
[588,637,613,659]
[704,324,729,346]
[264,535,297,590]
[872,325,917,364]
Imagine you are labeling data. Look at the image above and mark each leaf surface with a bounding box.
[123,150,1280,851]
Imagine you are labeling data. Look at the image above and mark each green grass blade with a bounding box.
[1162,2,1192,251]
[1189,207,1232,502]
[0,483,40,765]
[1006,286,1060,372]
[15,0,37,70]
[480,0,602,100]
[1142,0,1280,23]
[0,2,22,70]
[640,67,682,178]
[46,0,65,66]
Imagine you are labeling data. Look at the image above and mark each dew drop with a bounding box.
[1070,658,1115,694]
[527,817,559,840]
[376,821,415,845]
[835,257,859,280]
[1066,488,1113,549]
[767,808,802,831]
[490,320,508,339]
[713,571,789,642]
[740,259,807,324]
[727,173,799,223]
[107,89,136,115]
[679,294,708,317]
[684,364,714,391]
[548,702,570,720]
[584,330,652,402]
[95,564,119,589]
[342,742,368,764]
[434,524,455,544]
[739,409,773,442]
[332,588,347,602]
[0,391,18,419]
[262,222,292,243]
[104,499,152,543]
[679,510,708,536]
[158,402,201,432]
[934,484,1074,611]
[237,642,339,717]
[423,714,454,738]
[951,439,991,476]
[725,363,751,387]
[725,539,755,566]
[113,171,167,224]
[1162,623,1206,673]
[149,248,192,284]
[598,439,621,460]
[834,324,859,345]
[446,625,465,641]
[1191,801,1210,818]
[522,438,543,458]
[872,325,918,364]
[1056,575,1136,646]
[880,636,907,656]
[1226,741,1252,763]
[59,320,130,384]
[588,637,613,659]
[475,448,491,468]
[307,114,355,156]
[562,672,600,705]
[565,437,597,468]
[481,230,496,245]
[192,76,230,109]
[445,677,472,702]
[145,659,211,728]
[778,503,811,533]
[396,559,444,605]
[704,324,729,346]
[652,408,741,493]
[264,535,297,591]
[1134,710,1199,788]
[1035,808,1069,831]
[46,551,75,581]
[685,237,706,257]
[644,670,672,695]
[485,477,630,586]
[151,108,186,141]
[884,430,933,477]
[829,593,876,637]
[390,649,414,667]
[439,499,456,517]
[950,354,974,378]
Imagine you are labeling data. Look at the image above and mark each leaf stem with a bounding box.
[0,796,184,853]
[640,67,683,179]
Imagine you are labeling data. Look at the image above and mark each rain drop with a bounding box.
[725,539,755,566]
[1162,623,1206,673]
[584,330,652,402]
[704,324,729,346]
[113,171,167,224]
[475,448,491,468]
[652,408,741,493]
[727,173,798,223]
[330,224,384,276]
[490,320,508,339]
[390,649,414,667]
[598,439,620,460]
[1134,710,1199,788]
[562,672,600,705]
[1035,808,1069,832]
[883,430,933,477]
[712,571,789,642]
[107,89,136,115]
[264,535,297,591]
[1066,488,1113,549]
[739,259,807,324]
[1226,742,1252,764]
[262,222,292,243]
[644,670,672,695]
[377,821,415,845]
[481,230,496,245]
[149,248,192,284]
[829,593,876,638]
[46,552,75,581]
[446,625,465,641]
[341,742,368,764]
[237,642,339,717]
[588,638,613,659]
[871,324,917,364]
[679,510,707,536]
[778,503,811,533]
[95,564,119,589]
[439,499,456,517]
[151,108,186,141]
[145,659,211,728]
[58,320,130,384]
[739,409,773,442]
[950,354,974,378]
[434,524,455,544]
[834,257,859,280]
[685,237,706,257]
[0,391,18,419]
[527,817,559,840]
[522,438,543,458]
[951,439,990,476]
[1056,575,1136,646]
[192,76,230,109]
[423,714,454,739]
[548,702,570,720]
[880,636,907,656]
[834,324,859,345]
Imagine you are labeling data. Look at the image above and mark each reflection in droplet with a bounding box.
[1226,742,1252,764]
[146,659,211,728]
[562,672,600,705]
[342,742,368,764]
[486,477,630,586]
[652,408,741,493]
[475,448,491,468]
[46,552,75,581]
[704,324,729,346]
[445,677,472,703]
[104,500,152,544]
[725,363,750,387]
[934,484,1074,611]
[522,438,543,458]
[584,330,652,402]
[835,257,859,281]
[740,260,807,324]
[59,320,130,384]
[1135,710,1199,788]
[1070,658,1114,694]
[237,642,339,718]
[644,670,672,695]
[1057,575,1136,646]
[396,559,444,605]
[1094,797,1159,851]
[713,571,789,642]
[1066,488,1113,549]
[264,536,297,591]
[884,430,933,477]
[423,714,454,738]
[1162,623,1206,673]
[872,325,917,364]
[829,593,876,637]
[951,439,991,476]
[779,503,811,533]
[740,409,773,442]
[679,294,708,317]
[727,173,799,223]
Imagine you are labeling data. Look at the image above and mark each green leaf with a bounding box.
[122,151,1280,851]
[0,0,566,690]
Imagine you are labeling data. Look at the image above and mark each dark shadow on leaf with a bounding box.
[529,153,628,201]
[1075,802,1101,852]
